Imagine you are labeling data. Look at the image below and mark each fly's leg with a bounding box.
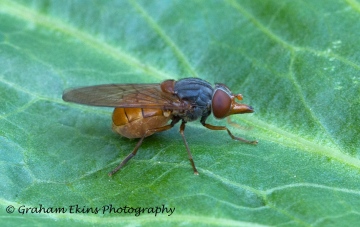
[200,116,258,144]
[108,118,180,176]
[179,121,199,175]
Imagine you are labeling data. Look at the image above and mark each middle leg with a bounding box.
[179,121,199,175]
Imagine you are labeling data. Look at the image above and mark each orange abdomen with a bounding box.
[112,108,171,139]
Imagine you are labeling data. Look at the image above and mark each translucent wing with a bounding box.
[62,83,190,110]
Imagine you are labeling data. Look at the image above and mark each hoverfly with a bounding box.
[62,78,257,176]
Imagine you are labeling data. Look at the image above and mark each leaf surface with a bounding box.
[1,0,360,226]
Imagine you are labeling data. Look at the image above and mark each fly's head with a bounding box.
[211,83,253,119]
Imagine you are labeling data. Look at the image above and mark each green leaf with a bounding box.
[1,0,360,226]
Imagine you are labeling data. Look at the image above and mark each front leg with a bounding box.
[200,116,257,144]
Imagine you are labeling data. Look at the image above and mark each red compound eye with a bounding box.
[212,89,231,119]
